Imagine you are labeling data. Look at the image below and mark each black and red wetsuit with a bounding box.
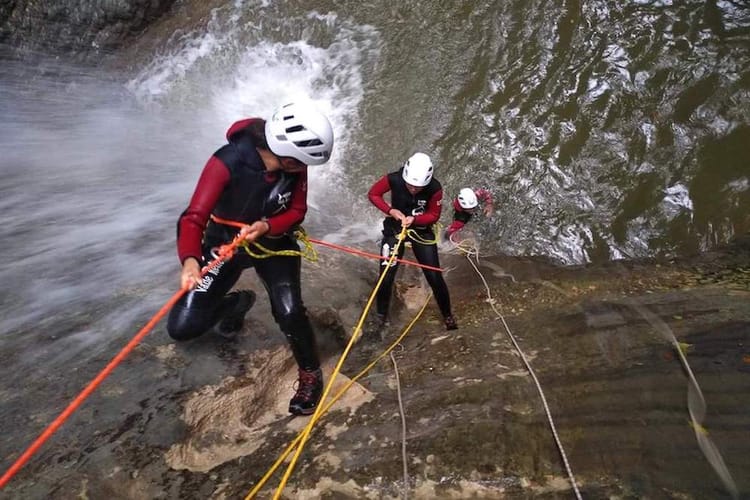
[167,118,319,371]
[444,188,493,239]
[367,169,453,320]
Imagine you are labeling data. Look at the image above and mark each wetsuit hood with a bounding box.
[225,118,264,143]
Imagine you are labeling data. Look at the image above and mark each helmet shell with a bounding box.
[457,188,479,209]
[401,152,433,187]
[265,102,334,166]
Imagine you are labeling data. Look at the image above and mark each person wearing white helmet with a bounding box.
[168,101,334,416]
[444,187,494,241]
[367,152,458,332]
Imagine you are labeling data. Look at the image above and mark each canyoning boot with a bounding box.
[444,315,458,331]
[289,368,323,416]
[215,290,256,338]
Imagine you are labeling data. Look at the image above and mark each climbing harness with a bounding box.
[405,222,442,246]
[238,228,317,261]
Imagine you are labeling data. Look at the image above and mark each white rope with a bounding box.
[624,297,739,499]
[390,351,409,500]
[458,239,583,500]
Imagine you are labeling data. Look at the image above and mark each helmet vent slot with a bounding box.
[295,139,322,147]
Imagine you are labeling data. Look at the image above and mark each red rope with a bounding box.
[0,290,185,489]
[210,215,445,273]
[0,230,248,489]
[306,237,443,272]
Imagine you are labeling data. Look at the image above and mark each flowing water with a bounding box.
[0,0,748,494]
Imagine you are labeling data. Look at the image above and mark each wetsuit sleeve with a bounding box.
[368,175,392,214]
[177,156,230,263]
[446,205,473,236]
[445,218,466,238]
[266,171,308,235]
[413,188,443,226]
[475,188,493,205]
[476,188,494,212]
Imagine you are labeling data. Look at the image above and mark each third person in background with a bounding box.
[444,187,494,242]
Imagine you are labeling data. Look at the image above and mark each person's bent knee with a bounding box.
[167,324,205,341]
[274,306,309,332]
[167,306,211,341]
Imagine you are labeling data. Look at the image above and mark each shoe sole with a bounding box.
[289,405,317,416]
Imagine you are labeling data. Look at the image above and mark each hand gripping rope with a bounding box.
[0,220,440,492]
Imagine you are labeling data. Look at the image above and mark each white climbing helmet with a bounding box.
[265,102,334,165]
[457,188,479,210]
[401,152,433,187]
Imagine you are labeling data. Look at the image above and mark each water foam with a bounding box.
[0,4,382,372]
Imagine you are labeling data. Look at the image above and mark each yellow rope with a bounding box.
[269,225,409,500]
[405,222,442,245]
[238,227,318,262]
[245,291,432,499]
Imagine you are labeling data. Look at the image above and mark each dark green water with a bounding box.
[115,0,750,263]
[330,0,750,263]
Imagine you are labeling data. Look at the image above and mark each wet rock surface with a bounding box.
[0,0,177,56]
[2,237,749,499]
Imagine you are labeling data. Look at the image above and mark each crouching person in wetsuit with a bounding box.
[444,187,494,241]
[167,101,334,416]
[367,152,458,332]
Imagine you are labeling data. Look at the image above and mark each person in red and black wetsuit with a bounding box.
[367,152,458,332]
[444,187,494,241]
[167,101,334,416]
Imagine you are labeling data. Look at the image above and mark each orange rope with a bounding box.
[210,215,444,273]
[0,227,250,489]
